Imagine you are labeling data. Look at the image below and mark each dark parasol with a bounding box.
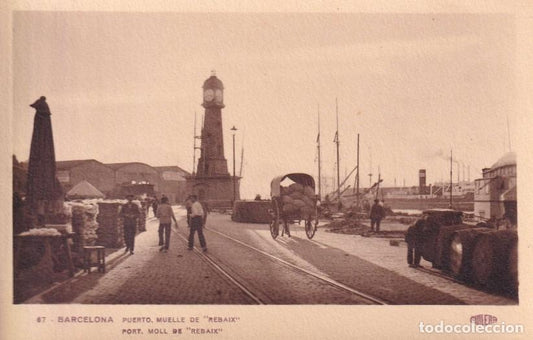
[26,96,63,224]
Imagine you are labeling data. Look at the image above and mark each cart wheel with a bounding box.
[269,200,280,239]
[305,210,318,239]
[305,219,317,239]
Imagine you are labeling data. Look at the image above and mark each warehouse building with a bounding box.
[56,159,115,195]
[106,162,161,192]
[55,160,190,203]
[154,166,189,204]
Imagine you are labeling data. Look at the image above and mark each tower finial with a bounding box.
[211,69,216,77]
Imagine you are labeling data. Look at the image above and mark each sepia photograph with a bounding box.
[2,1,533,339]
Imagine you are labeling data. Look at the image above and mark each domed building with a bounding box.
[490,152,516,172]
[474,152,516,225]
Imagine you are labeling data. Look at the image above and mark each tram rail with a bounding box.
[175,226,388,305]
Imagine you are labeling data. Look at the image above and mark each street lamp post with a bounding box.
[231,126,238,207]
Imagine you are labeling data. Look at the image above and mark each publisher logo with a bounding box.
[470,314,498,326]
[419,315,524,334]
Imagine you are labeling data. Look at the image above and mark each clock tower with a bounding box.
[187,71,240,208]
[197,72,229,176]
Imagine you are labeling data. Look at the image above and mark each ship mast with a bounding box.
[368,146,373,187]
[192,111,197,175]
[334,98,340,204]
[375,166,381,200]
[449,149,453,209]
[317,104,322,200]
[356,133,360,210]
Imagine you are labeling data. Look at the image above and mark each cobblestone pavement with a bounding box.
[25,209,516,305]
[31,214,254,304]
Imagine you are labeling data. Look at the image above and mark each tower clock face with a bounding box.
[204,89,214,101]
[215,89,223,102]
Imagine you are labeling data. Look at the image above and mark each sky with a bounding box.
[12,12,518,199]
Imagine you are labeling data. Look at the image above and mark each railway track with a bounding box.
[174,232,264,304]
[174,226,387,305]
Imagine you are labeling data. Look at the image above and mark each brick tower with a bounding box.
[196,73,229,176]
[187,72,240,208]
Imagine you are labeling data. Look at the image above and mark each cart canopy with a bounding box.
[270,173,315,197]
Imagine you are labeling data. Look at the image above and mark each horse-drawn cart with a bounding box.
[269,173,319,239]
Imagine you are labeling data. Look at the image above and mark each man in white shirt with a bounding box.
[156,196,178,252]
[188,195,207,251]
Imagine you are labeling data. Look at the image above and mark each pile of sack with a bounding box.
[96,202,125,248]
[280,183,316,217]
[66,201,99,250]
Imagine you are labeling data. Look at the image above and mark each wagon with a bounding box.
[269,173,319,239]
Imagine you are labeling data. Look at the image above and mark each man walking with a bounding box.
[188,195,207,251]
[156,196,178,252]
[369,199,385,232]
[120,194,140,255]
